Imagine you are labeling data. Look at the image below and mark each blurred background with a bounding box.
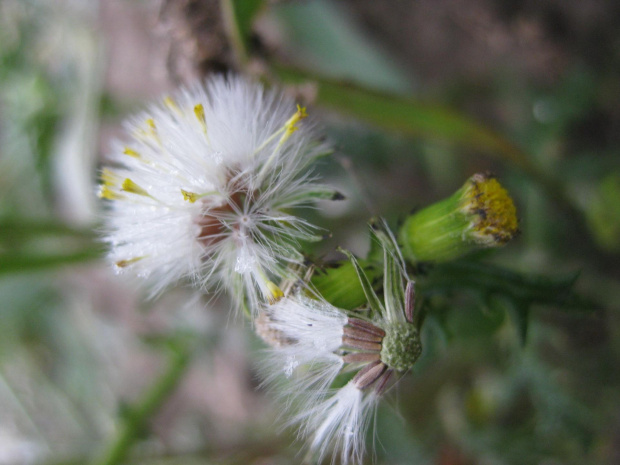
[0,0,619,464]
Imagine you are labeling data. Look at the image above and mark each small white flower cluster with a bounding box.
[100,76,422,464]
[258,227,422,465]
[100,75,336,310]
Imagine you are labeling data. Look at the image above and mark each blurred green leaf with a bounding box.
[418,260,598,343]
[0,217,96,239]
[272,0,412,93]
[419,261,594,312]
[0,248,103,275]
[222,0,265,65]
[232,0,264,43]
[0,218,101,274]
[584,172,620,252]
[274,65,568,205]
[312,260,374,310]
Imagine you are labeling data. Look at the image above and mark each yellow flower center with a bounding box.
[463,174,518,244]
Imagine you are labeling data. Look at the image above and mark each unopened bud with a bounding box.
[399,173,518,262]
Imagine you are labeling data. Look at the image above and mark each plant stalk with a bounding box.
[90,342,192,465]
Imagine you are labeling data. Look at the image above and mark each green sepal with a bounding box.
[372,227,407,323]
[399,188,472,263]
[339,247,384,319]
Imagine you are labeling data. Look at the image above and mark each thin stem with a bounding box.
[220,0,249,68]
[90,342,192,465]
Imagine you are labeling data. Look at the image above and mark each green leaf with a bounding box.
[0,218,101,274]
[272,0,411,93]
[222,0,265,65]
[0,248,104,275]
[273,64,568,204]
[417,260,598,343]
[232,0,265,42]
[0,217,96,240]
[419,261,591,310]
[506,299,531,345]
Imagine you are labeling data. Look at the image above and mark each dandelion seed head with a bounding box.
[99,75,332,308]
[257,224,424,464]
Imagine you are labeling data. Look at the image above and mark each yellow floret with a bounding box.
[123,147,141,159]
[464,174,518,244]
[266,281,285,304]
[121,178,150,197]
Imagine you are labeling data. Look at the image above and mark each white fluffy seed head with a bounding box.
[100,75,333,309]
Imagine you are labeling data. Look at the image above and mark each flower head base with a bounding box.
[258,225,422,464]
[399,172,519,263]
[380,322,422,372]
[99,75,338,310]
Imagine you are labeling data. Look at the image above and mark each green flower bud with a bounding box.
[399,173,518,263]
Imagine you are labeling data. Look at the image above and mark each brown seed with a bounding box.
[343,326,383,343]
[352,360,387,390]
[343,353,381,364]
[342,336,381,352]
[347,318,386,337]
[375,370,393,395]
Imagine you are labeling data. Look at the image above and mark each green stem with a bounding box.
[90,343,192,465]
[220,0,249,68]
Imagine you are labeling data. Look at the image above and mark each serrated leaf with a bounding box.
[417,260,597,343]
[418,261,592,311]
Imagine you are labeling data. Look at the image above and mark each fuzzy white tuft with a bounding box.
[267,294,348,352]
[100,75,331,309]
[295,382,379,465]
[259,294,347,404]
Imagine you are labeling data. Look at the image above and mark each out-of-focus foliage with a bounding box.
[1,0,618,465]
